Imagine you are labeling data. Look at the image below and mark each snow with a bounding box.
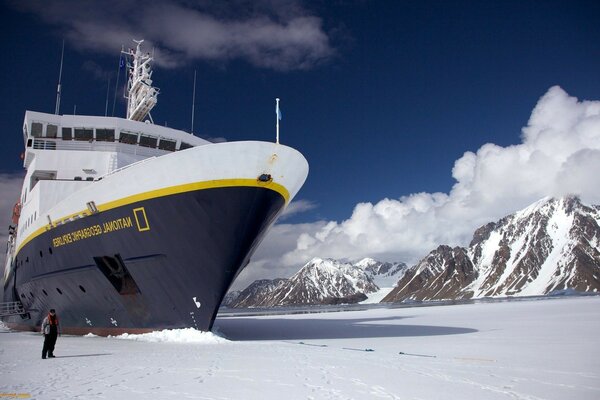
[110,328,229,344]
[360,287,396,303]
[1,296,599,399]
[520,202,574,296]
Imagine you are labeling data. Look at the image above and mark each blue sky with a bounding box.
[1,1,599,285]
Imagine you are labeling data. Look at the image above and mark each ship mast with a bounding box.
[124,40,159,122]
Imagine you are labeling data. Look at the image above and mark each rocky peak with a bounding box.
[383,196,600,302]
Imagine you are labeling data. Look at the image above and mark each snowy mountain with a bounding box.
[383,196,600,302]
[227,258,407,307]
[221,290,242,307]
[258,258,378,306]
[227,279,288,308]
[354,258,409,303]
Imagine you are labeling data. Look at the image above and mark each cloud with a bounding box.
[238,86,600,287]
[230,220,329,289]
[279,199,318,221]
[13,0,334,71]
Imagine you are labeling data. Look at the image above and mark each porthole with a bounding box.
[79,285,86,293]
[56,288,63,295]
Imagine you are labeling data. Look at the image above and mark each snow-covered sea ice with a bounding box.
[1,296,598,399]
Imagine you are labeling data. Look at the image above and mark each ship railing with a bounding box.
[32,138,171,158]
[0,301,26,317]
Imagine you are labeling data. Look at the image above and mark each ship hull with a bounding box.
[4,185,284,334]
[3,141,307,335]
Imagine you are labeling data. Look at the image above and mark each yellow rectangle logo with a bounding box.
[133,207,150,232]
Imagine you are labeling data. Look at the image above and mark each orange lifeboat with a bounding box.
[12,202,21,225]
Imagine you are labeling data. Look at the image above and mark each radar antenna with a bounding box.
[123,40,159,122]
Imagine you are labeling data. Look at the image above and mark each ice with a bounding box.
[110,328,228,344]
[1,296,599,399]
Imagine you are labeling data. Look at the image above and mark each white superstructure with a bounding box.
[9,40,213,252]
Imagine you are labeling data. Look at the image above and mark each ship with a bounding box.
[1,40,308,335]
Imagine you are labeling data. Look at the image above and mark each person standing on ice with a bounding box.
[41,309,60,359]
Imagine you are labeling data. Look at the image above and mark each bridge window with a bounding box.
[74,128,93,141]
[139,135,157,148]
[179,141,194,150]
[119,131,138,144]
[31,122,43,138]
[158,139,176,151]
[96,128,115,142]
[62,127,72,140]
[46,124,58,138]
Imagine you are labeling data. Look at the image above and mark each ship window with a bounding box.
[31,122,43,138]
[42,289,48,296]
[94,254,141,295]
[74,176,82,181]
[79,285,86,293]
[139,135,157,148]
[46,124,58,138]
[48,247,52,255]
[27,138,33,148]
[62,127,72,140]
[158,139,176,151]
[96,128,115,142]
[119,131,138,144]
[74,128,93,141]
[86,177,94,181]
[179,141,194,150]
[56,288,63,295]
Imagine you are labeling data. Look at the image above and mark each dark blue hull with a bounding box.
[3,185,284,335]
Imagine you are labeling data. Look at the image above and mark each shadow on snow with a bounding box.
[214,315,477,341]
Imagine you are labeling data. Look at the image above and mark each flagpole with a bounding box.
[276,98,280,144]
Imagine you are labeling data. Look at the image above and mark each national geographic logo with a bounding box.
[52,207,150,248]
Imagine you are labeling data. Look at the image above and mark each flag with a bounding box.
[276,101,282,120]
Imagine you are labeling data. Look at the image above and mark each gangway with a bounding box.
[0,301,27,317]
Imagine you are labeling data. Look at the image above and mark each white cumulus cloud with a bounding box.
[239,86,600,287]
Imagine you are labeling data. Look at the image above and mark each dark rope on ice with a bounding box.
[296,341,328,347]
[342,347,375,352]
[398,351,436,358]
